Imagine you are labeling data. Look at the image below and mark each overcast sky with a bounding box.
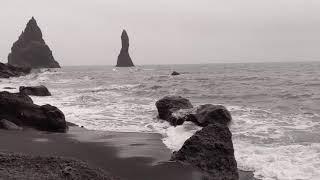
[1,0,320,66]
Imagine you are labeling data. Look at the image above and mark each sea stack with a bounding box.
[8,17,60,68]
[116,30,134,67]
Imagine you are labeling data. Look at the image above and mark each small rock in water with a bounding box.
[156,96,193,125]
[3,87,16,90]
[19,85,51,96]
[186,104,232,127]
[171,71,180,76]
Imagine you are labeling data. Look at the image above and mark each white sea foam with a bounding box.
[234,141,320,180]
[151,121,202,151]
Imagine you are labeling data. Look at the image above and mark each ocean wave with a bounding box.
[234,142,320,180]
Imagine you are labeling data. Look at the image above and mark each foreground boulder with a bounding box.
[0,91,66,132]
[20,85,51,96]
[156,96,193,125]
[8,17,60,68]
[0,62,30,78]
[116,30,134,67]
[171,124,239,180]
[0,119,22,130]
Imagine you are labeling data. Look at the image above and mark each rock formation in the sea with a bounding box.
[182,104,232,127]
[156,96,232,127]
[19,85,51,96]
[0,91,67,132]
[0,62,31,78]
[116,30,134,67]
[171,71,180,76]
[8,17,60,68]
[155,96,193,125]
[171,124,239,180]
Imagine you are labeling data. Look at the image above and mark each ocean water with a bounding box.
[1,62,320,180]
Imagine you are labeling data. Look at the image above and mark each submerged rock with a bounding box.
[8,17,60,68]
[171,71,180,76]
[171,124,239,180]
[0,119,22,131]
[0,62,30,78]
[156,96,193,125]
[20,85,51,96]
[116,30,134,67]
[0,91,67,132]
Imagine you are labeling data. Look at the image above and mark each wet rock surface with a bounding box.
[171,124,239,180]
[0,62,31,78]
[155,96,193,125]
[20,85,52,96]
[0,91,67,132]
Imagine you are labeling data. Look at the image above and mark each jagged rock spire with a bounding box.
[8,17,60,68]
[116,29,134,67]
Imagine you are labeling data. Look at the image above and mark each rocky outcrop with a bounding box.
[0,119,22,130]
[155,96,193,125]
[0,91,67,132]
[171,124,239,180]
[8,17,60,68]
[20,85,51,96]
[0,62,31,78]
[171,71,180,76]
[184,104,232,127]
[116,30,134,67]
[156,96,232,127]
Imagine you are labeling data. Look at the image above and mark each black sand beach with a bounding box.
[0,127,255,180]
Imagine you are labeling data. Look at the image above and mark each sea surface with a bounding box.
[1,62,320,180]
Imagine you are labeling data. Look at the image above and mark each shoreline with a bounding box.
[0,127,256,180]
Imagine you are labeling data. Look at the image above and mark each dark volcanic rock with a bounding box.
[8,17,60,68]
[0,91,67,132]
[20,85,51,96]
[0,119,22,130]
[0,152,120,180]
[186,104,232,127]
[171,124,239,180]
[156,96,193,125]
[116,30,134,67]
[171,71,180,76]
[0,62,31,78]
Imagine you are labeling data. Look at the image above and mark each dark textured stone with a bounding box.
[20,85,51,96]
[156,96,193,125]
[171,124,239,180]
[0,152,120,180]
[0,119,22,130]
[0,62,31,78]
[0,91,67,132]
[171,71,180,76]
[8,17,60,68]
[116,30,134,67]
[186,104,232,127]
